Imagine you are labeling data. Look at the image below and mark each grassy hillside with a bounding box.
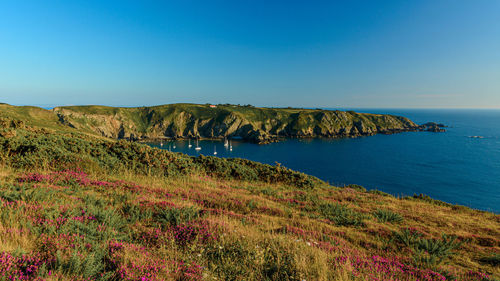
[52,103,426,143]
[0,104,67,132]
[0,112,498,280]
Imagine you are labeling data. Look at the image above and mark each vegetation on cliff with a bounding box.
[0,107,497,280]
[51,103,427,143]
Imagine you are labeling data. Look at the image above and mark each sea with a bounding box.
[149,109,500,213]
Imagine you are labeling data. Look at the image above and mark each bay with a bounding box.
[149,109,500,213]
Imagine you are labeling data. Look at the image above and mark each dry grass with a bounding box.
[0,166,497,280]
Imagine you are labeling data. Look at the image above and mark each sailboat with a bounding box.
[229,140,233,151]
[188,139,192,148]
[195,139,201,151]
[173,142,176,149]
[224,137,229,147]
[213,145,217,155]
[160,140,163,147]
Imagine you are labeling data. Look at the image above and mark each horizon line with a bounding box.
[3,102,500,110]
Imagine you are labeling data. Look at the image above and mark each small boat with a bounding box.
[213,145,217,155]
[195,139,201,151]
[469,136,484,139]
[229,140,233,151]
[173,143,176,149]
[188,139,192,148]
[224,138,229,147]
[160,141,163,147]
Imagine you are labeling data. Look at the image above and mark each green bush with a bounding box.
[393,228,422,247]
[393,229,464,266]
[55,249,110,279]
[412,234,464,266]
[318,203,365,227]
[373,209,403,223]
[0,129,323,189]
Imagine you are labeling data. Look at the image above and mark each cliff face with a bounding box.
[52,104,424,143]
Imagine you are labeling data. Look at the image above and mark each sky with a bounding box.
[0,0,499,108]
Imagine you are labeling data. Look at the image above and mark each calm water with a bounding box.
[149,109,500,213]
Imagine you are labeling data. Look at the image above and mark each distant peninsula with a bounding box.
[46,103,442,143]
[0,103,443,144]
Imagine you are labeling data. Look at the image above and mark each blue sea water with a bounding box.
[150,109,500,213]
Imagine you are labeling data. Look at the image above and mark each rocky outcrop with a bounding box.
[419,122,446,132]
[52,104,444,143]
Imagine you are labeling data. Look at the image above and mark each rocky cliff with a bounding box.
[51,104,439,143]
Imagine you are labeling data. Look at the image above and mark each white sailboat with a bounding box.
[229,140,233,151]
[213,145,217,155]
[224,137,229,147]
[188,139,192,148]
[195,139,201,151]
[160,140,163,147]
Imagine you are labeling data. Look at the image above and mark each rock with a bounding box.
[419,122,446,132]
[422,122,447,128]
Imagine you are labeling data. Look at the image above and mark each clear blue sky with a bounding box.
[1,0,499,108]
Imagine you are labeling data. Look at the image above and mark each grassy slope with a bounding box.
[0,106,498,280]
[0,104,106,139]
[0,104,64,131]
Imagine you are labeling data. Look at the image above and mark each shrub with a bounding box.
[318,203,365,227]
[55,248,109,279]
[412,234,464,266]
[195,156,322,189]
[0,129,323,189]
[393,229,465,266]
[393,228,422,248]
[373,209,403,223]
